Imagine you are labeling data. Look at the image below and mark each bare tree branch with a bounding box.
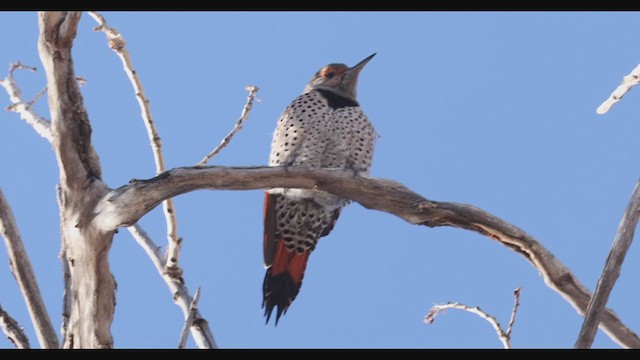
[28,86,48,106]
[39,11,102,187]
[178,287,201,349]
[38,11,115,348]
[575,180,640,348]
[3,12,638,349]
[0,303,30,349]
[127,225,216,349]
[86,11,162,172]
[0,62,52,142]
[0,188,59,348]
[3,13,215,348]
[197,86,260,167]
[426,288,521,348]
[506,287,521,339]
[87,11,183,272]
[597,64,640,114]
[425,301,511,348]
[86,14,219,347]
[92,165,640,348]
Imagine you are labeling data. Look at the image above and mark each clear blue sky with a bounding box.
[1,12,639,349]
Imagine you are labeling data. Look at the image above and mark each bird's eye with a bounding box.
[326,72,335,79]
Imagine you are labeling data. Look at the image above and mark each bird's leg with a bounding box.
[283,161,294,174]
[345,161,361,178]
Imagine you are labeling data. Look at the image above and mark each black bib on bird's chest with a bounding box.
[315,89,359,109]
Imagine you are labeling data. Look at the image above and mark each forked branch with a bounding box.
[0,62,52,142]
[88,11,182,271]
[425,288,521,348]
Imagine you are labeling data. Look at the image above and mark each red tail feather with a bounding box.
[263,240,310,324]
[271,240,309,284]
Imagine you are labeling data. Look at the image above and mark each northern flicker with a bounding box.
[263,53,377,324]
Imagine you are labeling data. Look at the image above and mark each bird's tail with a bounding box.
[262,239,310,325]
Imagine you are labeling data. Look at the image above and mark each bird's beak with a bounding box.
[350,53,376,73]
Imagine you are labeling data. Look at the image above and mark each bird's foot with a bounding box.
[283,163,291,174]
[346,165,362,178]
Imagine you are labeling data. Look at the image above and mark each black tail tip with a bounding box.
[262,269,301,326]
[262,300,288,326]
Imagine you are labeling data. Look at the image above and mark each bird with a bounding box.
[262,53,378,324]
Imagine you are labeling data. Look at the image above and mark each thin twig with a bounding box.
[0,303,30,349]
[426,302,511,348]
[426,288,522,349]
[0,62,52,142]
[87,11,183,272]
[128,225,216,349]
[178,287,201,349]
[28,86,47,106]
[0,188,59,348]
[596,64,640,114]
[575,180,640,348]
[197,86,260,166]
[86,12,163,171]
[86,18,254,347]
[506,287,521,339]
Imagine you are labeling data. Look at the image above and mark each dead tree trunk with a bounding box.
[38,11,115,348]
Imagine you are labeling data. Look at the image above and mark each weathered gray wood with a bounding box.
[38,11,115,348]
[575,180,640,348]
[0,189,58,348]
[0,303,31,349]
[93,165,640,348]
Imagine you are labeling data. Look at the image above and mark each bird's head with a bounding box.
[304,53,376,100]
